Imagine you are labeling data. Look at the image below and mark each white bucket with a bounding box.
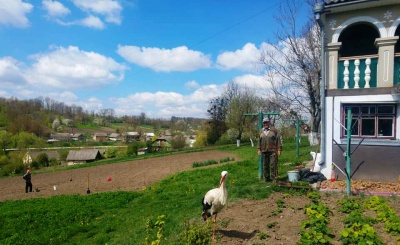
[287,170,299,182]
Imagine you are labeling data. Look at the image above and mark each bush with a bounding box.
[126,141,146,156]
[180,222,212,245]
[105,147,117,158]
[170,135,186,150]
[0,162,24,176]
[36,153,49,167]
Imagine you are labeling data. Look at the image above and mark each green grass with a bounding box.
[0,137,314,245]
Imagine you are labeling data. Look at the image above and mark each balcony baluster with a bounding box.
[344,60,349,89]
[365,58,371,88]
[354,59,360,88]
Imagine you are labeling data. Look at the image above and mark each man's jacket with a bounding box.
[258,127,282,153]
[23,173,31,183]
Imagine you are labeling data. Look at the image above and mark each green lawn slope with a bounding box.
[0,137,314,245]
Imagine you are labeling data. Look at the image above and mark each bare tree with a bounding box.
[260,0,321,145]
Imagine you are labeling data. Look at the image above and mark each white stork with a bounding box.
[202,170,228,237]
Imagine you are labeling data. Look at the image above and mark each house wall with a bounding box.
[324,4,400,90]
[324,5,400,43]
[332,144,400,182]
[323,94,400,181]
[321,2,400,183]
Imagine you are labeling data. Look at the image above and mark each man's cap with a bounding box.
[262,118,270,123]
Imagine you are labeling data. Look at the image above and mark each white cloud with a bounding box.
[54,15,105,29]
[111,84,222,118]
[79,15,105,29]
[117,45,211,72]
[73,0,123,24]
[50,92,104,112]
[0,0,33,28]
[185,80,200,89]
[232,74,269,90]
[0,57,27,87]
[42,0,70,17]
[59,91,78,101]
[0,90,9,97]
[190,84,221,102]
[216,43,262,72]
[26,45,126,90]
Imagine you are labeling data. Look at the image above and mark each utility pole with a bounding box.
[244,110,280,180]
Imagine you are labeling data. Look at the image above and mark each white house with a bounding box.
[317,0,400,182]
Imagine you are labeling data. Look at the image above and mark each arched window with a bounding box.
[338,23,379,57]
[395,26,400,53]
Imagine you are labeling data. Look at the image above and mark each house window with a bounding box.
[342,104,396,138]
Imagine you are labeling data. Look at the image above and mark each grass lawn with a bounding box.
[0,137,317,245]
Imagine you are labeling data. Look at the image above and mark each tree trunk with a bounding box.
[308,131,319,146]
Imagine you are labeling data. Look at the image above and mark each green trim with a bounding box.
[338,57,377,89]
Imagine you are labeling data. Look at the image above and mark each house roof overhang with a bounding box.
[324,0,399,13]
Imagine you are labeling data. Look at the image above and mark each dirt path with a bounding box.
[0,150,239,202]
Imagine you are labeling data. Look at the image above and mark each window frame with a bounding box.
[341,104,396,139]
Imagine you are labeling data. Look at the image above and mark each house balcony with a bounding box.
[337,55,378,89]
[335,54,400,90]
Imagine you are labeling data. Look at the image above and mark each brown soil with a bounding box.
[0,150,240,202]
[1,151,399,245]
[216,191,400,245]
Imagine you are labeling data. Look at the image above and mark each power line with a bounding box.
[78,2,282,102]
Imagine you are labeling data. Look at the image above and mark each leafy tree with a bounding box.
[36,153,49,167]
[58,149,69,162]
[105,147,117,158]
[49,157,58,166]
[0,155,9,166]
[206,97,228,144]
[126,141,145,156]
[223,81,261,142]
[52,119,61,131]
[14,132,36,149]
[170,135,186,150]
[0,131,12,152]
[13,132,45,149]
[194,128,207,147]
[5,151,25,175]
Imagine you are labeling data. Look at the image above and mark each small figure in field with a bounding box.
[23,169,33,193]
[257,118,282,182]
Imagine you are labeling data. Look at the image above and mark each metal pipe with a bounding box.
[314,2,325,167]
[346,108,352,196]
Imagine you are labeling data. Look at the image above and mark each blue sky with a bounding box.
[0,0,308,119]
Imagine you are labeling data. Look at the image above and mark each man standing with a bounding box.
[257,118,282,182]
[23,169,33,193]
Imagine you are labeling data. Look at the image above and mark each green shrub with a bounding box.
[180,222,212,245]
[36,153,49,167]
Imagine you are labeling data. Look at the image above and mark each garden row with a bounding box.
[298,192,400,245]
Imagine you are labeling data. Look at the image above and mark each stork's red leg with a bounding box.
[212,214,217,240]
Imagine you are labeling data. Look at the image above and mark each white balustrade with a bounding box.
[343,60,349,89]
[341,58,373,89]
[365,58,371,88]
[354,59,360,88]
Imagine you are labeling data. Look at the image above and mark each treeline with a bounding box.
[0,96,205,138]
